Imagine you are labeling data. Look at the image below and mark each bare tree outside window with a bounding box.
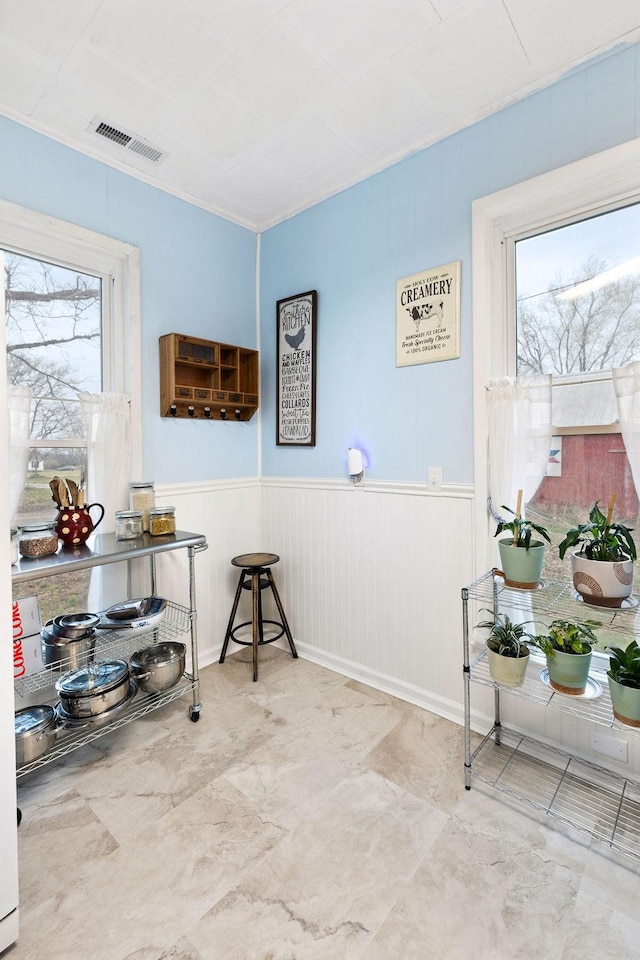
[517,256,640,377]
[6,250,103,619]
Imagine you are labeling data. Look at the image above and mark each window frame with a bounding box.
[1,199,142,478]
[472,137,640,578]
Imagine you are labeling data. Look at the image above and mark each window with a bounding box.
[2,200,141,620]
[514,203,640,585]
[473,140,640,573]
[473,138,640,652]
[6,250,102,524]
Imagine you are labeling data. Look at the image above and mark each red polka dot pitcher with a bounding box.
[55,503,105,546]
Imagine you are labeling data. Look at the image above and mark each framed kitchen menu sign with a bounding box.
[276,290,317,446]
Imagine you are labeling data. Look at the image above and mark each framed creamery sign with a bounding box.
[396,261,460,366]
[276,289,317,446]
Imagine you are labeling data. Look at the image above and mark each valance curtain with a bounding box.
[486,374,553,525]
[613,362,640,500]
[78,391,132,610]
[8,385,32,527]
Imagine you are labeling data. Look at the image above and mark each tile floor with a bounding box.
[10,647,640,960]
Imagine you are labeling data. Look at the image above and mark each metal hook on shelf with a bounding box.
[187,405,195,418]
[169,404,177,417]
[203,407,211,418]
[234,409,242,420]
[220,408,227,420]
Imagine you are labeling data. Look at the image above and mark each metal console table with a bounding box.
[13,529,207,778]
[462,570,640,861]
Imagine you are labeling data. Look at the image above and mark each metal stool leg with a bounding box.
[266,569,298,658]
[251,570,260,682]
[220,569,247,663]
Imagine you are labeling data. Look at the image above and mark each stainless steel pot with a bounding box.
[130,641,186,693]
[55,680,138,729]
[41,625,97,670]
[55,659,130,718]
[52,612,100,638]
[15,705,58,766]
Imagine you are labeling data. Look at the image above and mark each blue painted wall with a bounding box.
[0,115,258,483]
[260,42,640,483]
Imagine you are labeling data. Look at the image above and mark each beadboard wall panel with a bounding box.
[153,480,259,668]
[259,478,475,722]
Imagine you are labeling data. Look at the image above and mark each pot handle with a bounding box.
[132,669,151,680]
[54,716,92,733]
[88,502,105,531]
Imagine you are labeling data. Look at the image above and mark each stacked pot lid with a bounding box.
[41,611,99,670]
[55,659,131,719]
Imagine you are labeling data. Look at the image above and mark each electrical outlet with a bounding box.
[589,730,628,762]
[427,467,442,491]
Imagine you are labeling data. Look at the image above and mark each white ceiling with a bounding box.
[1,0,640,231]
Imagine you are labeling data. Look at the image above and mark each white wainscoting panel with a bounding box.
[152,480,259,668]
[259,478,475,723]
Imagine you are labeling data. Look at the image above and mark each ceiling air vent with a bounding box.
[87,117,167,164]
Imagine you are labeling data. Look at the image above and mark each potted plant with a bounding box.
[477,611,531,687]
[606,639,640,727]
[529,618,600,695]
[558,495,636,608]
[494,490,551,589]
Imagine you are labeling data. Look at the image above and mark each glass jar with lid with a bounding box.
[129,481,155,532]
[115,509,144,541]
[18,522,59,558]
[148,506,176,537]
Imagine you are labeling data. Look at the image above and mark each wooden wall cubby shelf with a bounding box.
[159,333,259,421]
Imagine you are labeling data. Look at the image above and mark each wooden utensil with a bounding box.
[49,478,61,507]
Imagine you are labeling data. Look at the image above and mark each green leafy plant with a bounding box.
[529,618,600,658]
[476,611,531,659]
[558,501,636,562]
[494,505,551,550]
[606,639,640,689]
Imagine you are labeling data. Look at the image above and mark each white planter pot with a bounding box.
[571,552,633,608]
[486,642,529,687]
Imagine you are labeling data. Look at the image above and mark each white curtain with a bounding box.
[486,374,553,523]
[78,391,132,610]
[8,385,32,527]
[613,362,640,499]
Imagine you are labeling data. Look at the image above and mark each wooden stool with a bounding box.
[220,552,297,681]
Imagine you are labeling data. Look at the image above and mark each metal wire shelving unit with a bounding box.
[463,570,640,862]
[14,530,207,779]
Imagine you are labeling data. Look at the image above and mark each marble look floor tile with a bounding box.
[578,843,640,924]
[11,655,640,960]
[451,783,591,873]
[363,710,466,813]
[14,776,286,960]
[51,694,279,845]
[17,788,119,909]
[212,644,298,689]
[188,769,448,960]
[561,890,640,960]
[361,813,583,960]
[222,685,403,828]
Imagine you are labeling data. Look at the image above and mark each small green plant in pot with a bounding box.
[606,639,640,727]
[529,618,600,696]
[494,491,551,589]
[477,611,531,687]
[558,496,636,608]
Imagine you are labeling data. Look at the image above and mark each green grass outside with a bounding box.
[13,468,91,623]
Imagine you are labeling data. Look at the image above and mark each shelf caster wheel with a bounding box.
[189,706,201,722]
